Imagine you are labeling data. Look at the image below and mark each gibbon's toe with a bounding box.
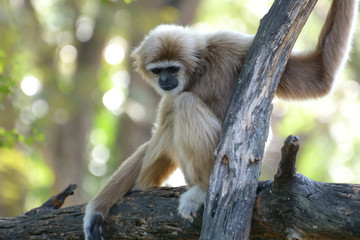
[178,185,206,221]
[178,198,202,222]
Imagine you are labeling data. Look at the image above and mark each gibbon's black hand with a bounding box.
[86,214,104,240]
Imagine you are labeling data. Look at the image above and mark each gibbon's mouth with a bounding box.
[160,83,178,91]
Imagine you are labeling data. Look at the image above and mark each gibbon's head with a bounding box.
[131,25,203,95]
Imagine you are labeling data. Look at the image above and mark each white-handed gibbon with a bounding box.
[84,1,358,239]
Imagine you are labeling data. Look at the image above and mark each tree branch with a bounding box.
[1,136,359,239]
[201,0,317,239]
[252,136,360,240]
[40,184,78,210]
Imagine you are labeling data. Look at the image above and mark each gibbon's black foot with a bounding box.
[85,214,104,240]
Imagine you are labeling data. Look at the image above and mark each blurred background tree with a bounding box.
[0,0,359,217]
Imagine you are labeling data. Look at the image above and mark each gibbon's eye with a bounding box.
[150,68,162,75]
[167,66,180,73]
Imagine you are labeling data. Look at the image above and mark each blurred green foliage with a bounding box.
[0,128,33,147]
[0,48,12,106]
[0,148,54,216]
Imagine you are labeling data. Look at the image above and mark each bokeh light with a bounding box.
[32,100,49,118]
[20,76,42,96]
[102,89,125,112]
[103,37,127,65]
[60,45,78,63]
[76,16,94,42]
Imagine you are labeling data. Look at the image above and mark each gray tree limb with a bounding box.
[200,0,319,239]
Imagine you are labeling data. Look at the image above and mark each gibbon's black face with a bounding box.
[150,66,180,91]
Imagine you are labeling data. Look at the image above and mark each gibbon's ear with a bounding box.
[130,45,140,59]
[130,46,142,70]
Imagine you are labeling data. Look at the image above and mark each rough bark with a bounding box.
[201,0,318,239]
[1,136,360,239]
[0,187,201,240]
[251,136,360,240]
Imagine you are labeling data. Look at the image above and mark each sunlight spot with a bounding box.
[246,0,270,17]
[272,102,288,117]
[60,45,77,63]
[21,76,42,96]
[162,168,186,187]
[31,0,52,10]
[103,37,127,65]
[32,100,49,118]
[112,70,130,88]
[343,80,360,100]
[330,122,348,143]
[338,141,354,161]
[125,100,146,123]
[76,16,94,42]
[102,89,125,112]
[329,165,354,183]
[91,145,110,164]
[90,128,108,145]
[88,161,107,177]
[340,101,358,120]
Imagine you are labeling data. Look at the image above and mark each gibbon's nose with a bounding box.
[159,73,168,85]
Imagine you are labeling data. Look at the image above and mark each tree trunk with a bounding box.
[201,0,318,239]
[43,3,117,206]
[1,136,360,239]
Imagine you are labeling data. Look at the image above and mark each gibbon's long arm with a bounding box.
[277,0,358,99]
[83,142,146,239]
[84,97,179,240]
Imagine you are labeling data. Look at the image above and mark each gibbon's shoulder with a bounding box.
[204,30,253,51]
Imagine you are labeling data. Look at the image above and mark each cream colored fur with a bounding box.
[84,1,358,238]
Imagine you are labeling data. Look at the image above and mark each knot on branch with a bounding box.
[273,135,300,186]
[40,184,78,210]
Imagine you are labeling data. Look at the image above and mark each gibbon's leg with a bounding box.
[132,120,179,190]
[132,96,179,190]
[277,0,358,100]
[84,102,178,240]
[173,92,222,220]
